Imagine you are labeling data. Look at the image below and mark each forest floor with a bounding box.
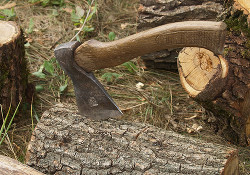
[0,0,249,174]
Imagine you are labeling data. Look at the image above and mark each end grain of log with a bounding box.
[178,47,229,101]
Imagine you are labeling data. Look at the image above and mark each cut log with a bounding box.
[0,21,28,114]
[137,0,225,70]
[178,47,249,146]
[0,155,44,175]
[178,47,228,100]
[138,0,225,30]
[26,104,239,175]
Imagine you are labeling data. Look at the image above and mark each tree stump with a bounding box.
[178,47,249,146]
[26,104,239,175]
[0,21,28,114]
[137,0,225,70]
[0,155,44,175]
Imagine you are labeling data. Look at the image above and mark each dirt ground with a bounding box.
[0,0,249,174]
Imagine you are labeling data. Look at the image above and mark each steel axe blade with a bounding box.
[54,41,122,120]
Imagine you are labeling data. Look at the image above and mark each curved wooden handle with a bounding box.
[74,21,226,72]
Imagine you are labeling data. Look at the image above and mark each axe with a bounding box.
[54,21,226,120]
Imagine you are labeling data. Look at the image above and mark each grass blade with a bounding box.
[0,101,21,145]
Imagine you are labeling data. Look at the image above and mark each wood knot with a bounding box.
[196,52,213,71]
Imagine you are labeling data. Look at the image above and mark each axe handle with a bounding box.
[74,21,226,72]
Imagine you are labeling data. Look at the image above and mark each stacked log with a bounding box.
[137,0,225,70]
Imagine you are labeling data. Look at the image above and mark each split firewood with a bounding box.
[26,104,239,175]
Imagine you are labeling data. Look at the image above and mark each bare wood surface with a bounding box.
[0,21,28,114]
[26,104,239,175]
[0,21,18,44]
[178,47,228,100]
[178,47,249,146]
[74,21,226,72]
[0,155,44,175]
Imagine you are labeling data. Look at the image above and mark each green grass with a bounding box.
[0,102,21,145]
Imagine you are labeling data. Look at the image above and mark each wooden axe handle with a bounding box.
[74,21,226,72]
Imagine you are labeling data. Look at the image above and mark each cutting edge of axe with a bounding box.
[54,41,122,120]
[55,21,227,120]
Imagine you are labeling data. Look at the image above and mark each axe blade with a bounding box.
[54,41,122,120]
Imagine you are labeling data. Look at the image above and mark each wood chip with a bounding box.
[184,115,197,120]
[0,2,16,10]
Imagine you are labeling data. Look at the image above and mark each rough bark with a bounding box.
[177,47,249,146]
[0,155,44,175]
[26,104,239,175]
[137,0,225,70]
[0,21,28,114]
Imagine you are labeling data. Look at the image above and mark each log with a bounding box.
[0,21,28,114]
[0,155,44,175]
[137,0,225,70]
[26,104,239,175]
[177,47,249,146]
[178,47,228,101]
[138,0,225,30]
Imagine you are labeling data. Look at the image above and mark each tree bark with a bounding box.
[0,155,44,175]
[0,21,28,114]
[26,104,239,175]
[137,0,225,70]
[177,47,249,146]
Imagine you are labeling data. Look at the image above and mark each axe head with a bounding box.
[54,41,122,120]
